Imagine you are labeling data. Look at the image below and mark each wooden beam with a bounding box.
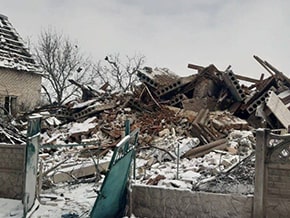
[187,63,204,71]
[253,55,274,76]
[235,74,260,83]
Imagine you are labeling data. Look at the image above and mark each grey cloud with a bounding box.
[2,0,290,78]
[116,0,227,15]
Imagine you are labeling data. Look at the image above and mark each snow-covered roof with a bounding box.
[0,14,40,73]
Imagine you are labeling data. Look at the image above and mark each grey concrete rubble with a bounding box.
[3,55,290,216]
[3,55,290,191]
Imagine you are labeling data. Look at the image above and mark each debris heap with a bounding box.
[10,55,290,194]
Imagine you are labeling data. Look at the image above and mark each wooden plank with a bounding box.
[187,63,204,71]
[235,74,260,83]
[183,138,227,158]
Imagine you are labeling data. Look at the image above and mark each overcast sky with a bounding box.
[2,0,290,78]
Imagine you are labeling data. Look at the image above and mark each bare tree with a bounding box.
[93,54,145,92]
[35,29,92,105]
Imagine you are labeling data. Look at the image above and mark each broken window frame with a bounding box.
[4,95,17,115]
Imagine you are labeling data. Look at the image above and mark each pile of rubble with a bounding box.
[0,115,26,144]
[8,55,290,195]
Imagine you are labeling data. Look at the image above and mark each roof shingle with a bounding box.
[0,14,39,73]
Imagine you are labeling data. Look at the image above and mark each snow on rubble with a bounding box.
[3,58,290,216]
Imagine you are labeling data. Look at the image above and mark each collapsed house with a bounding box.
[1,55,290,217]
[19,56,288,216]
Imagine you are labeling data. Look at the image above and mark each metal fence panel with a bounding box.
[23,115,41,215]
[90,149,135,218]
[90,121,138,218]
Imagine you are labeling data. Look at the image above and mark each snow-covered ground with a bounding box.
[0,198,23,218]
[31,183,97,217]
[0,183,98,218]
[0,129,255,217]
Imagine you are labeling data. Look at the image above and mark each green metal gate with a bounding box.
[23,115,42,215]
[90,121,139,218]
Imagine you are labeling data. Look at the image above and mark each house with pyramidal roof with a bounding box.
[0,14,42,115]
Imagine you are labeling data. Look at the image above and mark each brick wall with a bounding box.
[0,68,42,111]
[0,144,26,199]
[132,184,253,218]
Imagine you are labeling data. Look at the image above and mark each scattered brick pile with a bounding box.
[4,55,290,193]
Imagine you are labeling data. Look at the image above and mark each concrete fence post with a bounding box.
[253,128,269,218]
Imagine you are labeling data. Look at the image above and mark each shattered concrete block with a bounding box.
[158,128,170,137]
[239,138,253,148]
[169,94,187,106]
[221,159,232,168]
[177,138,200,157]
[137,69,159,88]
[211,167,222,174]
[204,154,220,165]
[73,102,116,120]
[266,90,290,128]
[227,141,239,149]
[145,157,156,168]
[212,119,224,130]
[156,82,181,97]
[246,90,270,114]
[146,174,166,185]
[159,179,190,189]
[222,69,246,102]
[51,161,109,183]
[180,171,201,182]
[226,146,238,155]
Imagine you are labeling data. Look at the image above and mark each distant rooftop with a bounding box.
[0,14,39,72]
